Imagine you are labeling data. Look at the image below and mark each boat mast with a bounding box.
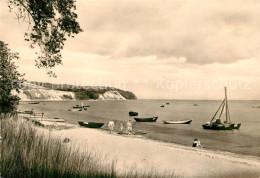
[225,87,228,123]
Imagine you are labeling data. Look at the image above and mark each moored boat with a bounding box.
[166,103,170,105]
[252,105,260,108]
[78,121,104,128]
[134,116,158,122]
[28,102,40,104]
[202,87,241,130]
[73,102,90,109]
[69,108,82,112]
[73,105,90,109]
[129,111,138,116]
[21,110,34,115]
[163,119,192,124]
[160,105,165,107]
[232,123,241,129]
[202,122,234,130]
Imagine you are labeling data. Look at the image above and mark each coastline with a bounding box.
[50,125,260,178]
[18,99,260,158]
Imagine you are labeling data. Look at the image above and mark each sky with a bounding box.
[0,0,259,99]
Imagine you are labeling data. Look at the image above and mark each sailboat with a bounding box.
[202,87,241,130]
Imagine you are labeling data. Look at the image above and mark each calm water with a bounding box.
[18,100,260,157]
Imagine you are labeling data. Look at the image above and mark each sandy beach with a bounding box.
[52,127,260,178]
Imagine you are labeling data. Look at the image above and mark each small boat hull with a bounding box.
[78,121,104,128]
[129,111,138,116]
[163,119,192,124]
[28,102,40,104]
[252,105,260,108]
[134,117,158,122]
[202,123,234,130]
[73,105,90,109]
[69,108,82,111]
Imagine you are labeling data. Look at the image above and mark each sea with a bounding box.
[18,100,260,157]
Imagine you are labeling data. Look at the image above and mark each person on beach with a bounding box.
[192,138,202,148]
[126,120,132,135]
[119,122,124,133]
[30,108,34,116]
[108,121,115,133]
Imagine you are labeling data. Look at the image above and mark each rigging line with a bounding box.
[210,99,225,123]
[218,101,225,119]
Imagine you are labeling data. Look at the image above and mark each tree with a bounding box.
[0,41,24,117]
[7,0,83,76]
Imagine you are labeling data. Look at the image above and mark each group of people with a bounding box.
[108,120,133,135]
[108,120,202,146]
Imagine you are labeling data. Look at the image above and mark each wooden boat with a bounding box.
[134,116,158,122]
[232,123,241,129]
[252,105,260,108]
[22,110,34,115]
[163,119,192,124]
[193,104,198,106]
[202,87,241,130]
[129,111,138,116]
[73,102,90,109]
[68,108,82,112]
[166,103,170,105]
[73,105,90,109]
[28,102,40,104]
[78,121,104,128]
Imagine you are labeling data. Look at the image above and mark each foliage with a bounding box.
[0,41,24,117]
[7,0,83,76]
[30,82,137,100]
[1,118,116,177]
[74,89,100,100]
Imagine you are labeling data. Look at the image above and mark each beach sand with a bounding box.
[52,127,260,178]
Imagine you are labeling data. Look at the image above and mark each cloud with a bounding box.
[63,0,260,64]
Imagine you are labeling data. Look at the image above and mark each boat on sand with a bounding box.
[163,119,192,124]
[134,116,158,122]
[78,121,104,128]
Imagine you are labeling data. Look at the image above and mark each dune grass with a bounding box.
[1,118,177,178]
[1,118,116,177]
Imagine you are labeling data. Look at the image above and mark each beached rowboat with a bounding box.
[78,121,105,128]
[134,116,158,122]
[163,119,192,124]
